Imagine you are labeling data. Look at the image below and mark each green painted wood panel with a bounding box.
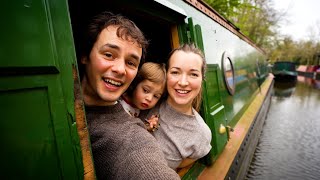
[0,0,56,68]
[205,65,223,108]
[0,0,83,179]
[1,87,62,179]
[204,65,228,157]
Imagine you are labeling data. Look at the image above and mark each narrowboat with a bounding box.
[272,61,298,81]
[297,65,320,80]
[1,0,273,179]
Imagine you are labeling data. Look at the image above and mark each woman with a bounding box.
[142,44,212,170]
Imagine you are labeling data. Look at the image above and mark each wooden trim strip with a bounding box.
[73,66,96,180]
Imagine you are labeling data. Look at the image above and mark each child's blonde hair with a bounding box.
[126,62,166,96]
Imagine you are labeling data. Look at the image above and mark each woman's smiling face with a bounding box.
[166,50,203,112]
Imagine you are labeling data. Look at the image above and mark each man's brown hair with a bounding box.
[82,11,148,62]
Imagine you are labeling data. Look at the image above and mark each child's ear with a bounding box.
[81,56,88,64]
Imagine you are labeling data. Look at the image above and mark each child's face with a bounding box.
[132,79,164,110]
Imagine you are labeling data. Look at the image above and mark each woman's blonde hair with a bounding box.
[167,43,207,111]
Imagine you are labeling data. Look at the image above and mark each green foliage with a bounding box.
[269,36,320,65]
[205,0,241,18]
[203,0,320,65]
[204,0,277,48]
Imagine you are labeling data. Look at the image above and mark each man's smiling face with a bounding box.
[82,26,142,106]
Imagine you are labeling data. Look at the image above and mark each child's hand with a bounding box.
[145,114,160,132]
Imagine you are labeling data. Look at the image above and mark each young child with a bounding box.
[119,62,166,131]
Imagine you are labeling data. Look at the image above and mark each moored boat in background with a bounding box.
[297,65,320,80]
[272,61,297,81]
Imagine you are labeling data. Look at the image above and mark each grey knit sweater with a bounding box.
[86,103,180,180]
[144,101,212,169]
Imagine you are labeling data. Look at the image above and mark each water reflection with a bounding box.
[273,81,296,98]
[298,76,320,90]
[246,77,320,180]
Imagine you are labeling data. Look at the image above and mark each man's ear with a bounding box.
[81,56,88,64]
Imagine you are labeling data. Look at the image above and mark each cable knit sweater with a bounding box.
[86,103,180,180]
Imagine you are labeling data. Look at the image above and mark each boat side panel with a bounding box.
[198,75,273,180]
[167,0,266,126]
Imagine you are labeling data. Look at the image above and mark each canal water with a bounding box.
[246,76,320,180]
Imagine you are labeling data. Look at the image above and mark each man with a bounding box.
[80,11,180,179]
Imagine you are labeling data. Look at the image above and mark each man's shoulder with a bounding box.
[87,108,180,180]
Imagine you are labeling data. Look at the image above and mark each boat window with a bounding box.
[222,51,235,95]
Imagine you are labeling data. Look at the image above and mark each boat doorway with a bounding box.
[68,0,185,67]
